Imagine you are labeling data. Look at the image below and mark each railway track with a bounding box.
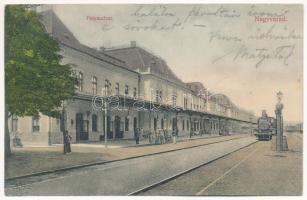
[6,135,250,187]
[128,140,258,196]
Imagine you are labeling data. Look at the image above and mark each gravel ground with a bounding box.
[5,134,246,178]
[139,132,302,196]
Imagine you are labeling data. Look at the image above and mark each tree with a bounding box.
[5,5,75,157]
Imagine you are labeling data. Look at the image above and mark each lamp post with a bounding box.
[61,100,67,154]
[275,91,284,151]
[103,87,108,148]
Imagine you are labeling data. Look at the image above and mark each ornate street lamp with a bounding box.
[275,91,284,115]
[275,91,284,151]
[277,91,283,103]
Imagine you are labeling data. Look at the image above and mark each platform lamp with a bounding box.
[102,87,109,148]
[277,91,283,103]
[275,91,284,151]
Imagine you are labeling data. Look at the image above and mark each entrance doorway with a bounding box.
[172,118,177,131]
[76,113,89,141]
[133,117,137,131]
[114,116,123,138]
[103,114,112,139]
[154,118,157,131]
[161,119,164,129]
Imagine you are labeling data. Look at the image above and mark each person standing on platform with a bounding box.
[134,128,140,144]
[172,127,178,144]
[63,130,71,154]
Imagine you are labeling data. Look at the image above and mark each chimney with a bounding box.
[130,41,137,47]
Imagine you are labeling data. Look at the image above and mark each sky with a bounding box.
[50,4,303,122]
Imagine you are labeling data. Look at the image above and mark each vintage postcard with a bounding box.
[3,2,303,197]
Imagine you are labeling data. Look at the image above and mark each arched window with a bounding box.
[92,76,97,95]
[32,116,40,132]
[115,82,120,95]
[105,80,111,95]
[172,93,177,107]
[154,118,157,131]
[92,114,98,132]
[125,85,129,95]
[78,72,83,92]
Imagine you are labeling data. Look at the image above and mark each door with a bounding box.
[76,113,89,141]
[114,116,123,138]
[172,118,177,131]
[104,115,112,139]
[161,119,164,129]
[154,118,157,131]
[133,117,137,131]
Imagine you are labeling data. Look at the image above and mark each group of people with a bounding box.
[134,127,179,145]
[133,127,143,144]
[150,129,169,144]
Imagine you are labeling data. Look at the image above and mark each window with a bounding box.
[120,121,124,132]
[155,90,162,103]
[125,117,129,131]
[105,80,111,95]
[125,85,129,95]
[133,87,137,98]
[115,82,120,95]
[32,116,40,132]
[161,119,164,129]
[156,90,159,102]
[182,120,185,131]
[78,72,83,92]
[154,118,157,131]
[159,91,162,102]
[11,115,18,132]
[105,80,109,88]
[183,96,188,109]
[172,94,177,107]
[92,76,97,95]
[187,120,189,130]
[92,114,98,132]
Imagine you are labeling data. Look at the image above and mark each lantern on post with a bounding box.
[275,91,285,151]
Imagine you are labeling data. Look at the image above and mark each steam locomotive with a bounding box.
[255,110,276,141]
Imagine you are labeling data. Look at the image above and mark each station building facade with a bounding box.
[8,8,256,146]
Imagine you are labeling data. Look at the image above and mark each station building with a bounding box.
[8,7,256,146]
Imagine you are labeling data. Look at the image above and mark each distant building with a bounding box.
[8,7,255,146]
[284,122,303,133]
